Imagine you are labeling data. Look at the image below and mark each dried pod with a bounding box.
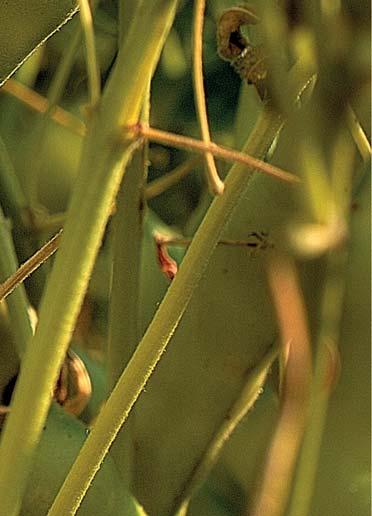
[232,44,267,84]
[217,5,268,99]
[54,349,92,416]
[217,6,260,60]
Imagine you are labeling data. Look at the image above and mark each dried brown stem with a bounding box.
[1,79,86,136]
[193,0,224,195]
[250,256,312,516]
[0,230,62,302]
[133,124,300,185]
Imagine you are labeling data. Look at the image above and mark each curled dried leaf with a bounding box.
[154,231,179,280]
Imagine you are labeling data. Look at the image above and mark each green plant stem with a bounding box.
[26,27,81,206]
[346,105,371,162]
[287,249,348,516]
[108,80,150,389]
[106,148,146,487]
[288,131,354,516]
[47,29,81,109]
[106,84,150,488]
[49,104,284,516]
[0,206,33,357]
[78,0,100,106]
[0,134,31,229]
[108,153,146,389]
[0,3,178,515]
[174,346,278,516]
[0,230,61,303]
[29,28,80,204]
[47,61,314,516]
[251,256,312,516]
[145,157,201,200]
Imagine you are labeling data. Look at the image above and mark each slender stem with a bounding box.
[0,133,31,229]
[46,29,81,110]
[0,231,62,302]
[346,105,371,162]
[0,3,178,515]
[0,206,33,357]
[47,63,315,516]
[250,256,312,516]
[287,134,353,516]
[1,78,300,188]
[25,26,81,206]
[145,157,201,200]
[174,346,278,515]
[287,249,348,516]
[0,79,86,136]
[135,124,300,184]
[192,0,224,195]
[78,0,100,106]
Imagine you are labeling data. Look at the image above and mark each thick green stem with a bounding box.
[47,60,314,516]
[108,84,150,390]
[107,87,149,486]
[48,105,284,516]
[0,3,178,515]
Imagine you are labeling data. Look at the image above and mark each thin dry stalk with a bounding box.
[193,0,224,194]
[250,256,312,516]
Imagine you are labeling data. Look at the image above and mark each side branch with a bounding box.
[127,123,301,185]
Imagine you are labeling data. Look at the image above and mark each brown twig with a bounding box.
[1,79,86,136]
[131,124,300,185]
[1,80,299,185]
[0,230,62,302]
[193,0,224,195]
[250,255,312,516]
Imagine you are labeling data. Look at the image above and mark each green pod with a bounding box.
[20,403,143,516]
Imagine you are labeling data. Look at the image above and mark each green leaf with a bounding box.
[133,167,296,515]
[20,403,144,516]
[0,1,78,86]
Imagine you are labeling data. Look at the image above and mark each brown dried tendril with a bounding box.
[217,5,268,99]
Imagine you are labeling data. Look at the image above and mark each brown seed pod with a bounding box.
[217,6,260,60]
[217,5,268,99]
[232,44,267,84]
[54,349,92,416]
